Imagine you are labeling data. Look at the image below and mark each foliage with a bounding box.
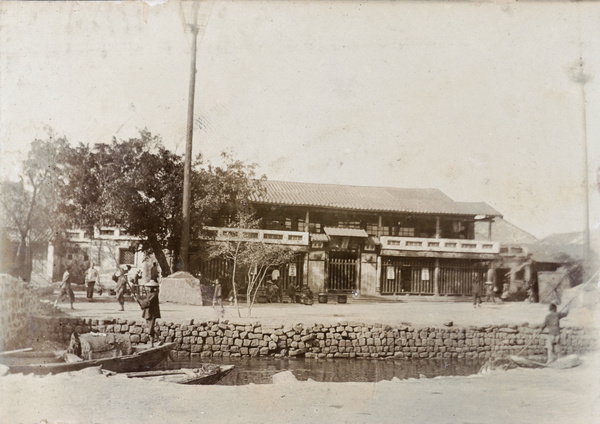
[68,130,184,276]
[208,211,295,317]
[0,134,71,280]
[191,151,264,231]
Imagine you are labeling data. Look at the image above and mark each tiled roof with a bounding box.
[251,180,502,217]
[310,233,329,242]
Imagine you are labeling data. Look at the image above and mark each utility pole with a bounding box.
[577,57,591,275]
[180,1,200,272]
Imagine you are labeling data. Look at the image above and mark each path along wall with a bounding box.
[29,316,597,360]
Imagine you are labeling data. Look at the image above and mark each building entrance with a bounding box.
[327,251,358,292]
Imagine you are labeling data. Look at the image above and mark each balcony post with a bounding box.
[305,211,310,232]
[435,217,441,239]
[378,215,383,237]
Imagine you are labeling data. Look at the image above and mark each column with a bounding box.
[434,258,440,296]
[435,217,441,239]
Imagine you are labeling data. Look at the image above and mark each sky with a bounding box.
[1,0,599,240]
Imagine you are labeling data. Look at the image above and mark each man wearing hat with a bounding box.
[137,280,161,347]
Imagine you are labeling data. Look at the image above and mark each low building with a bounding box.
[196,180,503,298]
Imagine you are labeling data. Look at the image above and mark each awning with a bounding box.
[380,249,497,260]
[324,227,369,238]
[310,233,329,242]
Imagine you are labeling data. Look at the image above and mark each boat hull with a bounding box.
[125,364,235,385]
[2,343,174,375]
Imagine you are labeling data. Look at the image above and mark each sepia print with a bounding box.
[1,1,599,423]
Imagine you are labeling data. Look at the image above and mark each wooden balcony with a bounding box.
[203,227,309,246]
[379,236,500,255]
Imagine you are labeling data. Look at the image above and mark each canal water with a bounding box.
[163,356,485,385]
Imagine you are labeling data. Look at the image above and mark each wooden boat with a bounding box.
[0,342,174,375]
[508,354,582,369]
[124,364,235,385]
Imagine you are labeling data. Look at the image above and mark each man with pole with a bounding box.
[134,281,162,347]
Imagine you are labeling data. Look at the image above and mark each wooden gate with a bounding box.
[327,253,357,292]
[381,259,434,295]
[438,261,486,296]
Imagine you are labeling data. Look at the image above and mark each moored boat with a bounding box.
[124,364,235,385]
[0,338,174,375]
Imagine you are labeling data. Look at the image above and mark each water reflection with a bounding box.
[163,356,484,385]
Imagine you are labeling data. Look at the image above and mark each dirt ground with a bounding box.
[1,290,598,424]
[0,352,598,424]
[47,289,598,329]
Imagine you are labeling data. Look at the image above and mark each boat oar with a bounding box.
[125,369,189,378]
[480,268,599,373]
[0,347,33,356]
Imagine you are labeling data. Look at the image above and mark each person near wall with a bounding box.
[541,303,568,363]
[471,274,482,308]
[115,266,128,311]
[85,262,100,301]
[212,278,224,316]
[150,261,160,283]
[287,282,299,304]
[137,280,161,347]
[54,267,75,309]
[484,280,496,303]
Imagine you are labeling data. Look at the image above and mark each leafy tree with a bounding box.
[208,211,295,318]
[191,151,264,231]
[0,134,71,280]
[63,131,183,276]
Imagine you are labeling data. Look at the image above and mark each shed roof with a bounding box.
[251,180,502,217]
[324,227,369,238]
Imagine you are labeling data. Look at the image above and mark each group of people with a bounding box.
[471,275,499,307]
[53,264,572,363]
[54,261,163,346]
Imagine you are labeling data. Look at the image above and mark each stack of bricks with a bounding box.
[28,315,597,360]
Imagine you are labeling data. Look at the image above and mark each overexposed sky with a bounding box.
[1,1,599,239]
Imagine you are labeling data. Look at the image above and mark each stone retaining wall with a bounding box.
[29,316,597,360]
[0,275,54,351]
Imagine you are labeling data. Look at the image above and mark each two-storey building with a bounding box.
[198,180,502,298]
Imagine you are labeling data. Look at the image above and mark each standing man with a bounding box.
[212,278,224,316]
[471,273,482,308]
[137,280,161,347]
[115,266,128,311]
[484,280,496,303]
[150,261,160,283]
[85,262,100,302]
[54,267,75,309]
[541,303,569,363]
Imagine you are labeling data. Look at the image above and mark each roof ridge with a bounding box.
[260,179,442,192]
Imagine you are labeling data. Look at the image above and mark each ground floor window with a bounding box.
[119,248,135,265]
[381,257,486,296]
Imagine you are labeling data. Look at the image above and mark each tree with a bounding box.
[191,151,264,231]
[208,211,295,318]
[240,242,296,317]
[0,134,71,280]
[65,131,184,276]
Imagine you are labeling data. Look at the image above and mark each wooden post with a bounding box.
[434,258,440,296]
[435,217,441,239]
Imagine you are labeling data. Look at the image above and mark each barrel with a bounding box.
[337,294,347,304]
[318,293,328,304]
